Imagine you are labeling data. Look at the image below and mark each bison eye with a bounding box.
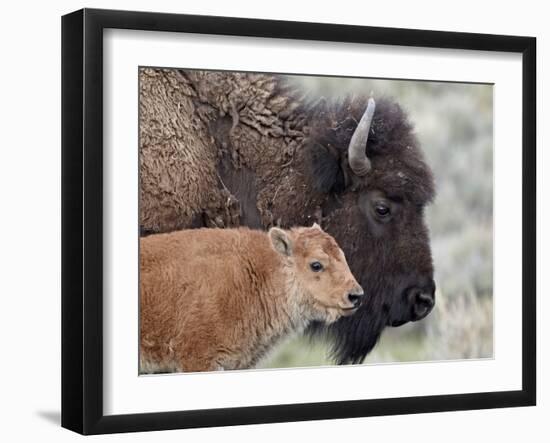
[310,261,324,272]
[375,203,391,217]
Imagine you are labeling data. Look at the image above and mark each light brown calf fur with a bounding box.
[140,225,364,372]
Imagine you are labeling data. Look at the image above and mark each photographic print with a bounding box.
[138,68,493,374]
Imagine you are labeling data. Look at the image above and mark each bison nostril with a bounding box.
[409,287,435,320]
[347,293,363,308]
[417,292,434,306]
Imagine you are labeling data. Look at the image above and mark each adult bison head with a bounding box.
[306,95,436,364]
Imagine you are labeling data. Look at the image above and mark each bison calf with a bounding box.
[140,225,364,372]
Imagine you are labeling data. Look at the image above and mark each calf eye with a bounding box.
[310,261,324,272]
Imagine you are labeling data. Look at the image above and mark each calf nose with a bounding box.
[347,287,364,308]
[407,279,436,321]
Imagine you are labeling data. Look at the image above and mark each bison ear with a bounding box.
[269,227,293,256]
[306,142,346,194]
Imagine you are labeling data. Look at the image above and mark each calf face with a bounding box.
[269,224,364,323]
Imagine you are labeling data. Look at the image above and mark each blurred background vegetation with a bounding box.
[259,75,494,368]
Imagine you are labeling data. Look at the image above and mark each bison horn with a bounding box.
[348,97,375,176]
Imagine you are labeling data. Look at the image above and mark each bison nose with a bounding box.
[347,289,364,308]
[407,279,436,321]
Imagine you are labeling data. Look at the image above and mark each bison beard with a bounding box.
[139,69,436,365]
[310,297,388,365]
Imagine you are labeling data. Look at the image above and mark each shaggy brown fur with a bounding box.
[139,69,308,233]
[140,225,363,372]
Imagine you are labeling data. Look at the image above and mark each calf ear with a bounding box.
[269,227,293,256]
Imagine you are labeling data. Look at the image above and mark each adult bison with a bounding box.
[139,68,436,364]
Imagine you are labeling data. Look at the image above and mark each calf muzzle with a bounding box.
[347,287,365,308]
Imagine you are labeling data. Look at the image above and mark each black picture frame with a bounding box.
[61,8,536,435]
